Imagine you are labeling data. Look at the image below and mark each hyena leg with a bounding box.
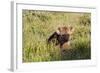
[61,42,71,51]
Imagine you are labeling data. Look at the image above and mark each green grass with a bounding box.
[22,10,91,62]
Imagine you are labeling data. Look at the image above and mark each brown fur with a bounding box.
[48,26,74,50]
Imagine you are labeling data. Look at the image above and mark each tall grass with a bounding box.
[22,10,91,62]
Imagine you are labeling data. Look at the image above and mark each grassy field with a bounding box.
[22,10,91,62]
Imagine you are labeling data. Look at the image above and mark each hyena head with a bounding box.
[48,26,74,50]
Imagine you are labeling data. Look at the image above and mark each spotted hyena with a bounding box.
[48,26,74,51]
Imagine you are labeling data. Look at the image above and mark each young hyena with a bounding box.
[48,26,74,51]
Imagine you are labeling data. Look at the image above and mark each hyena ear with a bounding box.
[56,27,61,34]
[69,26,74,35]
